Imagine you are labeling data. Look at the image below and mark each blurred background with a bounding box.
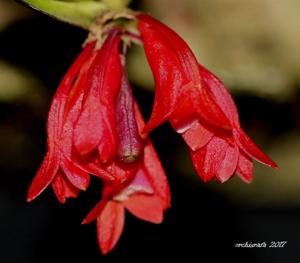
[1,0,300,262]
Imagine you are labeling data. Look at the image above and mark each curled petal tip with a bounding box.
[100,246,113,255]
[26,195,34,203]
[265,157,278,169]
[238,175,253,184]
[236,152,253,183]
[57,198,67,204]
[97,201,125,255]
[216,178,227,184]
[201,175,214,183]
[81,219,88,225]
[233,128,277,169]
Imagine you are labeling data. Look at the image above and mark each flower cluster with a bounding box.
[27,14,277,254]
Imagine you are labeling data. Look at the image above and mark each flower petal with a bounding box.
[82,199,107,225]
[63,50,97,124]
[199,64,239,126]
[47,41,96,145]
[124,195,164,224]
[139,19,184,132]
[236,151,253,183]
[233,128,277,168]
[191,136,228,182]
[169,94,199,134]
[60,51,98,158]
[139,14,200,133]
[77,158,115,181]
[51,171,79,204]
[27,151,60,202]
[74,30,122,162]
[182,121,213,151]
[113,169,154,202]
[138,14,200,83]
[96,201,125,255]
[215,143,239,183]
[139,14,231,132]
[60,157,90,191]
[195,84,231,130]
[134,103,171,209]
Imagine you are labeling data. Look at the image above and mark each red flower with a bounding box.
[28,26,170,253]
[73,30,123,164]
[138,14,277,182]
[27,31,123,203]
[81,74,170,254]
[26,9,277,255]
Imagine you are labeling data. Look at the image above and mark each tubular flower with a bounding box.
[82,73,170,254]
[27,31,124,203]
[138,14,277,183]
[27,41,96,203]
[27,24,170,253]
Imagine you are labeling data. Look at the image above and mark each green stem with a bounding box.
[21,0,114,29]
[102,0,132,9]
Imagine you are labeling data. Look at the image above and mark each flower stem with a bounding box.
[21,0,131,29]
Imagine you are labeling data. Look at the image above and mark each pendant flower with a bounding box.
[27,41,99,203]
[81,75,170,254]
[27,31,124,203]
[28,26,170,253]
[138,14,277,183]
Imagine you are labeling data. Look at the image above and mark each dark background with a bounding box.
[0,0,300,262]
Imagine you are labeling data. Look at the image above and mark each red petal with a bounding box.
[51,171,79,203]
[97,201,125,255]
[128,169,154,195]
[30,43,95,203]
[133,102,147,139]
[139,14,231,132]
[199,64,239,126]
[138,14,199,133]
[169,96,199,133]
[215,143,239,183]
[63,52,97,121]
[236,151,253,183]
[74,31,122,161]
[191,136,228,182]
[124,195,164,224]
[77,159,115,181]
[47,41,96,145]
[233,128,277,168]
[182,121,213,151]
[140,32,184,132]
[169,81,231,132]
[97,111,118,163]
[51,173,66,203]
[60,52,98,159]
[60,157,90,191]
[27,152,60,202]
[113,169,154,202]
[195,84,231,130]
[73,91,103,155]
[135,104,171,209]
[138,14,200,82]
[82,199,107,225]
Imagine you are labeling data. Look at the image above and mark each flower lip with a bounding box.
[113,169,154,202]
